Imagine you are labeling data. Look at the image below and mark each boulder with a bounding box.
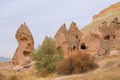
[12,65,23,71]
[12,23,34,66]
[110,50,120,56]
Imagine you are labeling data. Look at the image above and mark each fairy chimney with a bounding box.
[54,24,67,46]
[67,22,83,51]
[54,22,83,57]
[12,23,34,66]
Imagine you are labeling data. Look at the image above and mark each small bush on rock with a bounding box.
[56,52,98,75]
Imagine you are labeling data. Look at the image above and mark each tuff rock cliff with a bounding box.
[12,23,34,66]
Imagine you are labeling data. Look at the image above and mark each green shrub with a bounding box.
[56,52,98,75]
[32,37,63,73]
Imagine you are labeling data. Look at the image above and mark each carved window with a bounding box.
[80,43,87,50]
[113,35,116,39]
[76,35,78,39]
[23,51,29,57]
[27,43,31,46]
[73,46,76,50]
[104,35,110,40]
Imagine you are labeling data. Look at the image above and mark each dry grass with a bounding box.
[0,62,55,80]
[53,56,120,80]
[0,56,120,80]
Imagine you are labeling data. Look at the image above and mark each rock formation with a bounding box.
[67,22,82,50]
[54,18,120,57]
[98,18,120,55]
[12,2,120,61]
[79,2,120,56]
[81,2,120,33]
[12,23,34,66]
[54,22,83,57]
[79,31,102,55]
[54,24,67,46]
[93,2,120,22]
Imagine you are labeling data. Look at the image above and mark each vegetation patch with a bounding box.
[56,52,98,75]
[32,37,63,74]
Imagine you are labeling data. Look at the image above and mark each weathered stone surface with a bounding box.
[54,24,67,46]
[79,31,102,55]
[54,22,83,57]
[110,50,120,56]
[93,2,120,22]
[99,17,120,40]
[12,23,34,66]
[54,17,120,57]
[81,2,120,33]
[67,22,82,49]
[98,18,120,55]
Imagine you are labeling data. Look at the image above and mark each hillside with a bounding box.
[0,56,120,80]
[53,56,120,80]
[81,2,120,33]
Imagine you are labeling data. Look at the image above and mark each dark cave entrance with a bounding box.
[23,51,30,57]
[73,46,76,50]
[104,35,110,40]
[80,43,87,50]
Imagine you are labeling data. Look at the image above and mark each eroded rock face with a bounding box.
[81,2,120,33]
[12,23,34,66]
[67,22,82,50]
[54,22,83,57]
[93,2,120,22]
[110,50,120,56]
[54,24,67,46]
[98,18,120,54]
[79,31,102,55]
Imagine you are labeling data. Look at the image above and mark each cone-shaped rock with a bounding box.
[12,23,34,66]
[66,22,82,51]
[54,24,67,38]
[54,22,83,57]
[54,24,67,46]
[68,22,79,34]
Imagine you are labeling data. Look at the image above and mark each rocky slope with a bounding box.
[81,2,120,33]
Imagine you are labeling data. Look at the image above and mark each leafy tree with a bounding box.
[32,37,63,73]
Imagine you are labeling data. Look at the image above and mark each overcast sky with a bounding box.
[0,0,120,58]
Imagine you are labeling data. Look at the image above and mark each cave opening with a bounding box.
[27,43,31,46]
[23,51,30,57]
[113,35,116,39]
[104,35,110,40]
[73,46,76,50]
[81,43,87,50]
[76,35,78,39]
